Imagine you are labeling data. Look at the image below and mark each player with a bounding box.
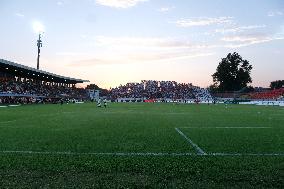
[97,98,102,108]
[103,99,107,108]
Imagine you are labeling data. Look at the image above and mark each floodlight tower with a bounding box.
[36,33,42,70]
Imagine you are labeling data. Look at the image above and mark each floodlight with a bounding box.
[32,21,45,34]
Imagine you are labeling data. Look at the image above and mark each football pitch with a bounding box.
[0,103,283,188]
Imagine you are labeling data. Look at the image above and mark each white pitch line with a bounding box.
[0,150,196,156]
[215,127,271,129]
[211,153,284,156]
[179,127,271,129]
[175,128,207,155]
[8,105,21,107]
[0,150,283,156]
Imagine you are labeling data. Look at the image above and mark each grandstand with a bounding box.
[0,59,89,104]
[108,80,213,102]
[249,88,284,100]
[0,60,215,104]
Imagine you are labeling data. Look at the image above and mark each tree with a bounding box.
[212,52,253,92]
[86,83,109,96]
[270,80,284,89]
[86,84,101,90]
[208,83,219,93]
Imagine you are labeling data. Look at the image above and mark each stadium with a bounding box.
[1,0,284,188]
[1,57,283,187]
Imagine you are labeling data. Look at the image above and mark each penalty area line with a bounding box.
[175,127,207,155]
[0,150,283,156]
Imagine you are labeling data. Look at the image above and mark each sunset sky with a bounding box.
[0,0,283,88]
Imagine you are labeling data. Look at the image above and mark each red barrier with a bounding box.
[250,88,284,99]
[144,99,155,103]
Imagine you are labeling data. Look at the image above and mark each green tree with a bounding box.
[212,52,253,92]
[270,80,284,89]
[86,83,109,96]
[209,83,219,93]
[86,84,101,90]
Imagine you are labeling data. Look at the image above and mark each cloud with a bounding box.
[57,1,63,6]
[215,25,266,34]
[158,6,175,13]
[70,52,215,67]
[80,34,88,39]
[222,34,284,48]
[66,36,216,67]
[268,11,283,17]
[56,52,89,56]
[173,17,233,27]
[15,13,25,17]
[70,58,115,66]
[95,0,148,8]
[94,36,216,50]
[125,52,215,62]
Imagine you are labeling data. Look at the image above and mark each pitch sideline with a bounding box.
[179,127,272,129]
[0,150,283,156]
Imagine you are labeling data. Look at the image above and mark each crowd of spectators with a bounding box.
[0,96,33,104]
[193,87,213,101]
[1,78,214,104]
[108,80,212,100]
[249,88,284,100]
[0,78,87,104]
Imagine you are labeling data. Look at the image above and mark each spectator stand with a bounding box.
[0,59,89,104]
[108,80,213,104]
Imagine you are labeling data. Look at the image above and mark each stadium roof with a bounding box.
[0,59,89,84]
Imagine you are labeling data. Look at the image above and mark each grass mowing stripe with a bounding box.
[0,150,284,156]
[175,128,207,155]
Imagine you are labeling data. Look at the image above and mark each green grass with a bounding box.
[0,103,283,188]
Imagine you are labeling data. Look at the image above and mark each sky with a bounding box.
[0,0,283,89]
